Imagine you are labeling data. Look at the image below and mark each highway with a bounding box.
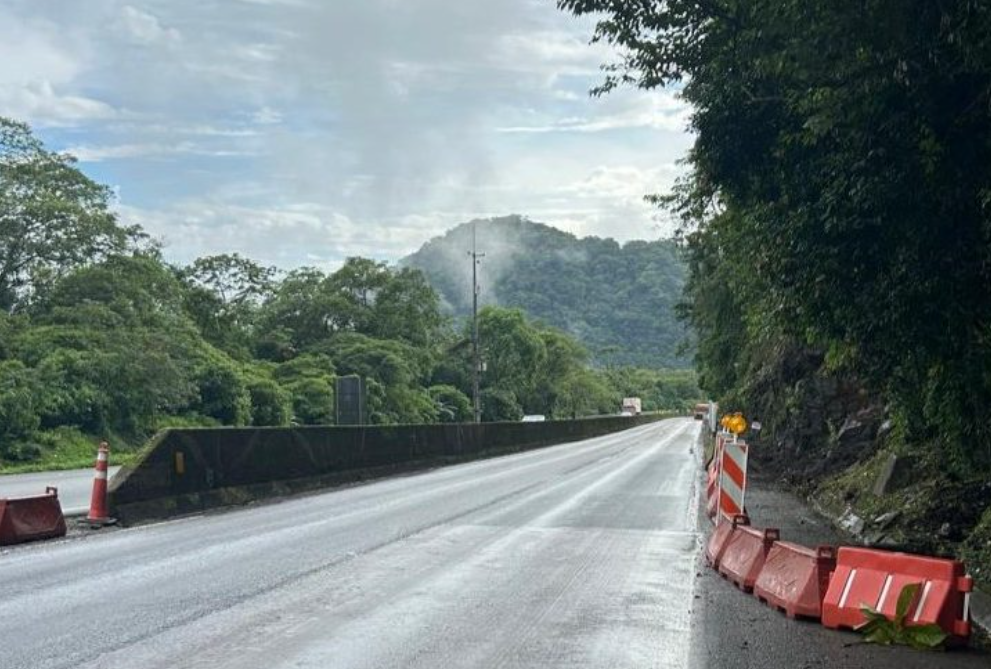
[0,466,122,515]
[0,419,701,669]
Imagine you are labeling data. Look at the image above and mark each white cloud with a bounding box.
[0,8,116,126]
[68,140,254,162]
[0,81,117,126]
[251,107,282,125]
[499,90,690,134]
[116,6,181,47]
[8,0,695,266]
[118,200,440,269]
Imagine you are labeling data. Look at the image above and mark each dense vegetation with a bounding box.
[560,1,991,577]
[403,216,689,368]
[0,118,699,471]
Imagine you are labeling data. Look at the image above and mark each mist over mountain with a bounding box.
[402,216,690,368]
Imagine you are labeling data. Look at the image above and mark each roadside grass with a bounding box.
[0,427,140,475]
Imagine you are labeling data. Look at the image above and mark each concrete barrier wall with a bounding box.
[109,413,671,523]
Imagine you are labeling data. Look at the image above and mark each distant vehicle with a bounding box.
[620,410,634,417]
[521,414,546,422]
[621,397,642,415]
[693,402,709,420]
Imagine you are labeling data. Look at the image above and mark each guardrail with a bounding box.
[109,413,672,523]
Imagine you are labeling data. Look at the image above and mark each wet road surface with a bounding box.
[0,419,701,669]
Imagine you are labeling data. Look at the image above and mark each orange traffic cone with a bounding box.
[86,441,115,526]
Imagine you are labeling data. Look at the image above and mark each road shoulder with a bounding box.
[688,473,989,668]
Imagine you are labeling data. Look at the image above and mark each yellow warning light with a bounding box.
[728,413,747,435]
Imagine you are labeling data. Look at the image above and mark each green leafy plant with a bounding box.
[857,582,948,650]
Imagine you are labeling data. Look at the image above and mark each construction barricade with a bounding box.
[717,438,748,522]
[718,522,779,592]
[0,487,67,546]
[705,462,719,520]
[821,547,973,645]
[706,513,747,568]
[754,542,836,620]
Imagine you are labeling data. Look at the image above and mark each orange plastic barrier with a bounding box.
[706,514,748,568]
[718,523,780,592]
[754,542,836,619]
[821,547,973,644]
[0,487,67,546]
[705,464,719,520]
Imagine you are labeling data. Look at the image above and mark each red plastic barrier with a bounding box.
[754,542,836,619]
[705,464,719,520]
[0,487,67,546]
[706,463,718,502]
[822,547,973,644]
[718,523,780,592]
[706,514,748,568]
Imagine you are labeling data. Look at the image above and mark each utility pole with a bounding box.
[469,222,484,423]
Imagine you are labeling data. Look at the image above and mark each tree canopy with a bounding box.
[559,1,991,469]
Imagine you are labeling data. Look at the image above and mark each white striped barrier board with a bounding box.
[718,439,748,522]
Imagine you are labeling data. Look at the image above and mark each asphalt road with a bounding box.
[0,466,122,515]
[0,419,702,669]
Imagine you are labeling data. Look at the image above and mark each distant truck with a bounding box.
[621,397,642,415]
[693,402,709,420]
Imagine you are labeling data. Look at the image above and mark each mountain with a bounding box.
[402,215,690,368]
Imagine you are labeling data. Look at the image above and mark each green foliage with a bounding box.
[246,377,291,427]
[286,378,335,425]
[0,117,146,312]
[858,583,948,650]
[194,360,251,426]
[429,384,472,423]
[0,360,40,458]
[604,367,701,413]
[480,387,522,423]
[179,253,275,359]
[560,0,991,472]
[403,216,689,368]
[552,370,616,419]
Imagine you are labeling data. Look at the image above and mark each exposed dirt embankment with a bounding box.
[737,345,991,589]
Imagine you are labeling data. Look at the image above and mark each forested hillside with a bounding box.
[403,216,689,368]
[0,118,699,472]
[562,2,991,585]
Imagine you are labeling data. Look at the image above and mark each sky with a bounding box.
[0,0,693,270]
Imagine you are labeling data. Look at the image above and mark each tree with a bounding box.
[194,360,251,426]
[476,307,547,406]
[480,387,521,422]
[553,369,616,419]
[429,384,472,423]
[370,267,443,348]
[0,360,40,459]
[559,0,991,469]
[0,118,144,312]
[246,377,292,427]
[180,254,276,358]
[255,268,352,354]
[272,353,336,425]
[183,253,276,308]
